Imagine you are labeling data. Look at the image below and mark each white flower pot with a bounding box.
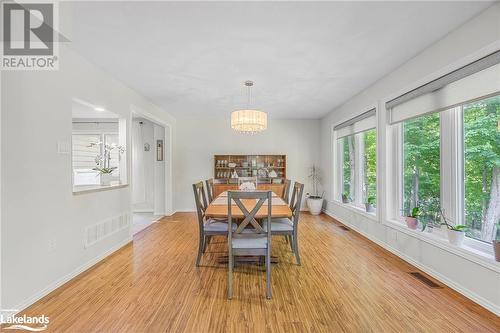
[307,197,323,215]
[447,229,465,246]
[365,203,375,213]
[100,173,113,186]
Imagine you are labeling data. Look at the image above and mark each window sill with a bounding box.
[73,183,128,195]
[331,200,378,222]
[384,219,500,272]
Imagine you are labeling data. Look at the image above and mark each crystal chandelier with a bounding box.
[231,81,267,133]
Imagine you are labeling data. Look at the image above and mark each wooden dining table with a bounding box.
[205,190,292,264]
[205,191,292,219]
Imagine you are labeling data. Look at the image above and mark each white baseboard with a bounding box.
[9,236,132,318]
[323,209,500,316]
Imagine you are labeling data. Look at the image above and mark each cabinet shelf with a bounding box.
[214,154,286,180]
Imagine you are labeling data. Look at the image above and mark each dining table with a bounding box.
[204,190,292,264]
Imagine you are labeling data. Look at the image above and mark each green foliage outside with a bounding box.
[463,95,499,241]
[342,137,353,201]
[403,113,441,224]
[363,129,377,205]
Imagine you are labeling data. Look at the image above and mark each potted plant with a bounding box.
[90,141,125,186]
[440,209,468,246]
[365,196,375,213]
[404,207,421,230]
[307,165,324,215]
[493,222,500,262]
[342,192,350,204]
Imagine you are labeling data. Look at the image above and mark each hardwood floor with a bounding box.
[11,212,500,332]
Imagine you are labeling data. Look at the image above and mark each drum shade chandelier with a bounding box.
[231,80,267,133]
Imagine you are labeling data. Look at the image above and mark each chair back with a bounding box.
[282,179,291,204]
[228,191,272,246]
[237,177,258,189]
[289,182,305,225]
[205,178,214,203]
[192,181,208,229]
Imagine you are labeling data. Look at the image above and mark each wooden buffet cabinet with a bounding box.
[213,154,287,198]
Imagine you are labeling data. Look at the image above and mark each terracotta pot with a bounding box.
[405,216,418,230]
[447,229,465,246]
[493,241,500,262]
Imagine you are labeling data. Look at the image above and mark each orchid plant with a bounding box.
[89,141,125,174]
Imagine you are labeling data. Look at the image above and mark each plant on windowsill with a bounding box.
[89,141,125,186]
[365,196,375,213]
[440,209,468,246]
[492,222,500,262]
[404,207,421,230]
[342,192,351,204]
[307,165,324,215]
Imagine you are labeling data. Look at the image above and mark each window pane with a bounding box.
[72,134,101,169]
[403,113,440,223]
[463,95,500,243]
[362,129,377,205]
[342,135,355,202]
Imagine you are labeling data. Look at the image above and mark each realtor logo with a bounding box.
[1,1,59,70]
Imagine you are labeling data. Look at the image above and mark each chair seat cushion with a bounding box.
[232,237,268,249]
[270,218,294,231]
[204,219,236,232]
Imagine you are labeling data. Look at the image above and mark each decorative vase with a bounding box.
[100,173,112,186]
[447,229,465,246]
[307,197,323,215]
[365,203,375,213]
[405,216,418,230]
[493,241,500,262]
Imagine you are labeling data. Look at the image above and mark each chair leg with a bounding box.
[266,252,272,299]
[284,235,289,244]
[288,235,294,252]
[196,233,204,267]
[203,235,208,253]
[292,232,301,266]
[228,252,233,299]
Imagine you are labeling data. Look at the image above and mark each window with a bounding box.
[463,95,500,243]
[387,52,499,249]
[335,108,377,211]
[363,129,377,205]
[402,113,440,223]
[342,135,355,203]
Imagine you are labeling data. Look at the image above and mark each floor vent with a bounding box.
[85,213,130,248]
[409,272,442,288]
[338,225,350,231]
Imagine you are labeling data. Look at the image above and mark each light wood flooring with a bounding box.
[10,212,500,332]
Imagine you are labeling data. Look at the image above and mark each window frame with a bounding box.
[390,92,499,253]
[333,110,378,215]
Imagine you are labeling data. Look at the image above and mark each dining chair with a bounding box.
[282,179,291,204]
[193,181,235,266]
[237,177,258,189]
[205,178,214,203]
[270,182,304,265]
[228,190,273,299]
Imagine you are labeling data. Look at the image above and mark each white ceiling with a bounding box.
[62,1,492,119]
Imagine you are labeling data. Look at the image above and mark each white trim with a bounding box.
[328,199,378,222]
[8,237,132,318]
[322,208,500,316]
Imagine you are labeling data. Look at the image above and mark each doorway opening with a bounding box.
[131,116,166,234]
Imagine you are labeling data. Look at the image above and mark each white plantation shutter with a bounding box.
[72,134,100,169]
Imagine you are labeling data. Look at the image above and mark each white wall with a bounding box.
[320,5,500,314]
[174,117,320,211]
[1,44,175,311]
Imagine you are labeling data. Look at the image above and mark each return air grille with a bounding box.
[338,225,350,231]
[84,213,130,248]
[409,272,442,288]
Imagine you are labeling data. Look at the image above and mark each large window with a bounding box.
[335,109,377,211]
[463,95,500,242]
[403,113,440,224]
